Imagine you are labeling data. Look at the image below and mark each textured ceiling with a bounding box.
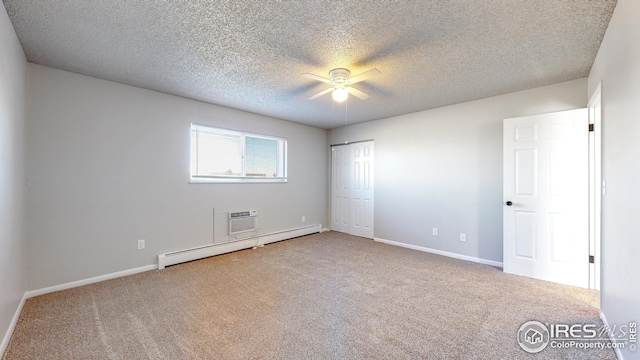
[3,0,616,129]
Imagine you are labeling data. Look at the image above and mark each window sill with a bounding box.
[190,177,287,184]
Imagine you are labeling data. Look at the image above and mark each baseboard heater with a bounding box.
[157,224,322,269]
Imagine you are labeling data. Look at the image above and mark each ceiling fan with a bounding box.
[302,68,381,102]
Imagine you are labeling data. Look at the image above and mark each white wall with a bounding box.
[26,64,328,290]
[0,4,27,354]
[329,78,587,264]
[588,0,640,358]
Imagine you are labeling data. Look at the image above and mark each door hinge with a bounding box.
[589,124,594,132]
[589,255,595,264]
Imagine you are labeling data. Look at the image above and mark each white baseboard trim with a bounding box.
[25,264,157,299]
[321,227,331,233]
[600,311,625,360]
[158,224,322,269]
[1,293,27,357]
[374,237,503,268]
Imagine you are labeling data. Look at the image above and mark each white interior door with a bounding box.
[503,109,589,288]
[331,141,374,238]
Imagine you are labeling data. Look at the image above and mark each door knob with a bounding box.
[506,201,513,206]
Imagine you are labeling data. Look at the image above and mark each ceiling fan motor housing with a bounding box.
[329,68,351,85]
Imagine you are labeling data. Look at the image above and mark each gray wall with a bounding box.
[329,78,587,263]
[588,0,640,358]
[0,4,26,352]
[26,64,328,290]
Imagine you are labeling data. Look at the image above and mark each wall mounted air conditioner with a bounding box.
[229,210,257,235]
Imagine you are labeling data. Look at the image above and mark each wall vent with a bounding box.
[229,210,257,235]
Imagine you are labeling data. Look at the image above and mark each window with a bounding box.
[190,124,287,183]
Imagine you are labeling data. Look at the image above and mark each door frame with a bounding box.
[588,82,603,291]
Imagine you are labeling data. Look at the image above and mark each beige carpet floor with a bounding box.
[3,231,614,359]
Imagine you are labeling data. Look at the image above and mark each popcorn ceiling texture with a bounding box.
[3,0,616,128]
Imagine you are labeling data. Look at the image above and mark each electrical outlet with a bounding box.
[137,239,145,250]
[459,233,466,242]
[302,216,306,223]
[432,228,438,236]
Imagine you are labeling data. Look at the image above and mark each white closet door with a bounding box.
[331,144,351,234]
[331,141,374,239]
[350,141,374,238]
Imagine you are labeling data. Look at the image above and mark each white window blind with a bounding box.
[190,124,287,183]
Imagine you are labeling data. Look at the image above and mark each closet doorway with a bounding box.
[331,141,374,238]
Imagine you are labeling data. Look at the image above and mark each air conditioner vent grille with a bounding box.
[229,210,257,219]
[228,210,257,235]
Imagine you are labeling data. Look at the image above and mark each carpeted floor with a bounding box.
[3,231,614,359]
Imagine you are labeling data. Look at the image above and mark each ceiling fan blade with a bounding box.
[347,87,370,100]
[302,73,333,84]
[348,68,381,84]
[307,87,335,100]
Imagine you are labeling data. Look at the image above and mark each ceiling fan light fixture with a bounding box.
[303,67,380,102]
[332,87,348,102]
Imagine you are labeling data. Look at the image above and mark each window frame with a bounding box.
[190,124,288,184]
